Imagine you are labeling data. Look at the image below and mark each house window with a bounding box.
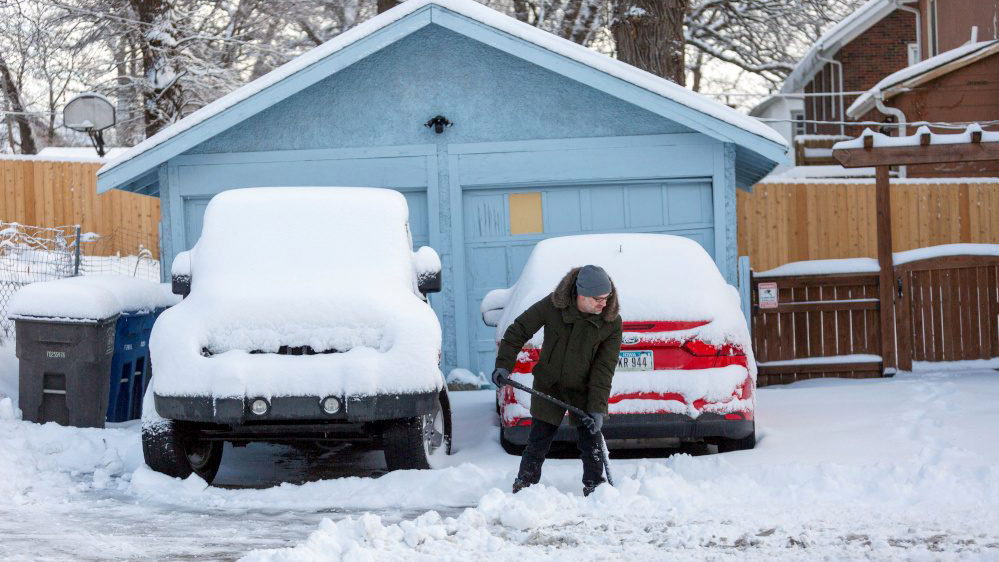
[927,0,939,56]
[509,192,543,235]
[792,112,806,136]
[907,43,920,66]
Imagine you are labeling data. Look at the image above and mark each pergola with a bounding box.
[832,125,999,371]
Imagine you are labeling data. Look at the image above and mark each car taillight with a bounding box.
[682,340,719,357]
[719,344,744,356]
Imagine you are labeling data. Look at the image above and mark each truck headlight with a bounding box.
[321,396,341,414]
[250,398,269,416]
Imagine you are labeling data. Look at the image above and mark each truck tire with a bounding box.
[142,419,224,483]
[717,429,756,453]
[383,390,451,470]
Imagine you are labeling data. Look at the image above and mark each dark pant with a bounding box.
[517,418,605,488]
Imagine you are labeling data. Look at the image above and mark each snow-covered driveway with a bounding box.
[2,368,998,561]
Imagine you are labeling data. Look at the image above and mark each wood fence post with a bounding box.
[896,267,914,371]
[876,165,898,372]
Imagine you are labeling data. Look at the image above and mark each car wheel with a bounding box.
[383,390,451,470]
[142,420,224,483]
[499,427,525,456]
[717,430,756,453]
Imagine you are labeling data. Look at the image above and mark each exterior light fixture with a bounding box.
[424,115,452,134]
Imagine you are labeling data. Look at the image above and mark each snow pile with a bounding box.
[493,234,753,355]
[445,368,489,390]
[237,371,999,561]
[3,371,999,559]
[0,340,18,405]
[150,187,444,399]
[8,275,178,320]
[0,416,144,508]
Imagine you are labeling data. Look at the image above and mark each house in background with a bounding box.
[95,0,788,376]
[753,0,998,171]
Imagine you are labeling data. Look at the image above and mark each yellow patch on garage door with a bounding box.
[509,192,543,235]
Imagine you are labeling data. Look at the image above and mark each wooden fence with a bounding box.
[750,254,999,386]
[738,181,999,272]
[0,158,159,258]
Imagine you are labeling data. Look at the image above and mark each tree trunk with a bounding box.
[131,0,184,138]
[612,0,688,86]
[0,53,38,154]
[377,0,401,13]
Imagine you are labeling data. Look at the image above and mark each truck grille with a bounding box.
[201,345,340,357]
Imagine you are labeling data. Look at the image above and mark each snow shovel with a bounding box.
[499,375,614,487]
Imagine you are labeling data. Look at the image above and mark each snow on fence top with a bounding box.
[833,124,999,150]
[99,0,786,180]
[8,275,179,321]
[755,244,999,277]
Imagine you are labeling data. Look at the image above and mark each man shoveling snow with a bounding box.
[492,265,622,496]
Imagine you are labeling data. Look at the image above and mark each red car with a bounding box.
[481,234,756,454]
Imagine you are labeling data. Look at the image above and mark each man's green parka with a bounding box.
[495,267,623,426]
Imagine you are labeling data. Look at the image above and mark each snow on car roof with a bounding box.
[150,187,444,399]
[494,234,752,349]
[193,187,414,291]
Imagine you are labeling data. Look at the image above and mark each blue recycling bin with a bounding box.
[106,308,165,423]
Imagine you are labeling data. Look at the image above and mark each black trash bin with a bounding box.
[15,314,119,428]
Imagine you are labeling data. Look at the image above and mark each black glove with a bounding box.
[491,367,510,388]
[581,412,605,433]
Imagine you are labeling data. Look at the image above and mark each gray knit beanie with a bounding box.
[575,265,612,297]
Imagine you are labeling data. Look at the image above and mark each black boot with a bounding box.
[512,478,530,494]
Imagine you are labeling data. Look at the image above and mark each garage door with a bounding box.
[463,180,715,377]
[182,190,430,250]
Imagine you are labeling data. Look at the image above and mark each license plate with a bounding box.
[617,350,654,371]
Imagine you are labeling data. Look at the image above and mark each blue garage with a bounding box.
[97,0,788,376]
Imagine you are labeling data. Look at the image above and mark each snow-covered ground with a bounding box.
[2,358,998,560]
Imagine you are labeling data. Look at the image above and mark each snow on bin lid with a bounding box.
[496,233,750,347]
[9,275,179,321]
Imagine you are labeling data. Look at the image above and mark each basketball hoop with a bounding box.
[63,93,116,157]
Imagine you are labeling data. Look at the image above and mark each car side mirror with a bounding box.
[414,246,442,294]
[171,250,192,298]
[481,288,512,327]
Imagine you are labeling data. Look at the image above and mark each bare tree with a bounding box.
[612,0,688,84]
[0,53,39,154]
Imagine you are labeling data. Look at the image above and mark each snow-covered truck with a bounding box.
[142,187,451,483]
[483,234,757,454]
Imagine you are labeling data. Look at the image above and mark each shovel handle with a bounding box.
[500,375,614,487]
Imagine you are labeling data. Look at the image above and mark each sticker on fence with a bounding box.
[758,282,779,309]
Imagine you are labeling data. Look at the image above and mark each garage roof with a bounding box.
[98,0,789,194]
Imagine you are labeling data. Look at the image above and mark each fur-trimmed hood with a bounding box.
[550,267,620,322]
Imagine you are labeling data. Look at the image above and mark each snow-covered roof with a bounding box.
[847,40,999,117]
[98,0,787,192]
[833,124,999,150]
[782,0,906,94]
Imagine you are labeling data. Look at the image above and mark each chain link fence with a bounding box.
[0,221,161,340]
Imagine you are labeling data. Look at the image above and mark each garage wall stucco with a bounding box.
[185,24,691,154]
